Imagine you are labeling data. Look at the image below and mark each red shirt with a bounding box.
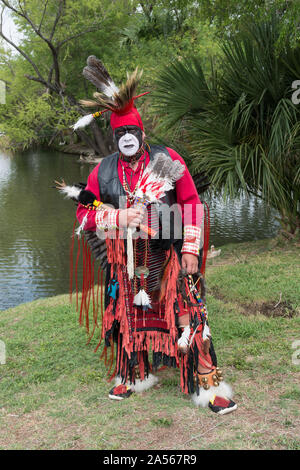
[76,147,203,231]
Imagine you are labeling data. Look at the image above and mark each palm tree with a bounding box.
[154,17,300,236]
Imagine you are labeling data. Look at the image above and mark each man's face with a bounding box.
[115,125,143,157]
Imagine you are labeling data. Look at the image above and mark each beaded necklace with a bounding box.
[121,157,145,205]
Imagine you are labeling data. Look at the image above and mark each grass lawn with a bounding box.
[0,237,299,450]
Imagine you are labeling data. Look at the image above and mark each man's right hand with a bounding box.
[118,208,144,228]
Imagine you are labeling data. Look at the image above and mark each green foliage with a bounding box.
[0,92,79,149]
[1,0,300,164]
[198,0,300,50]
[154,16,300,233]
[0,0,220,151]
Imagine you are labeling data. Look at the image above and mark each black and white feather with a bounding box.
[135,153,185,202]
[83,55,119,98]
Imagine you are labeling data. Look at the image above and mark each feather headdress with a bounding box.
[72,56,149,131]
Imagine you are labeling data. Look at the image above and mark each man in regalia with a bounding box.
[70,56,237,415]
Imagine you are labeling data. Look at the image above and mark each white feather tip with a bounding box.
[60,185,81,200]
[72,114,94,130]
[133,289,152,307]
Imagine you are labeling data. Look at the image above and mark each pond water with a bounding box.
[0,149,280,310]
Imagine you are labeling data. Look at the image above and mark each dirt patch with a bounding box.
[210,287,297,318]
[241,300,297,318]
[208,286,227,302]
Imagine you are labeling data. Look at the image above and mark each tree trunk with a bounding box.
[90,119,109,156]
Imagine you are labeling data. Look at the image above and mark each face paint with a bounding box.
[115,126,143,157]
[118,133,140,156]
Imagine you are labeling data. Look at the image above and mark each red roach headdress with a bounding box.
[72,56,148,132]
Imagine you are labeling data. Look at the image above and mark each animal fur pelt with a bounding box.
[114,374,159,392]
[191,381,233,408]
[177,269,206,306]
[54,179,97,207]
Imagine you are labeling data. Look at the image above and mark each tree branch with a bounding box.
[38,0,49,33]
[23,74,56,91]
[1,0,63,86]
[57,24,100,47]
[49,0,65,42]
[0,5,48,86]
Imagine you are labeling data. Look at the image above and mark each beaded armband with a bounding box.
[95,208,120,231]
[81,199,103,211]
[181,225,201,256]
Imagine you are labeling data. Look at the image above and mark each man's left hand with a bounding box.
[181,253,198,274]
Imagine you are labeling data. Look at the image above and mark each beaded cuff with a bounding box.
[181,225,201,256]
[95,208,120,231]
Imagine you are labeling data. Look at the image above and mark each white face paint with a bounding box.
[118,133,140,157]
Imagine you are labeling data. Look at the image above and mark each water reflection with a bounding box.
[0,152,13,187]
[0,149,91,310]
[0,149,280,311]
[206,192,279,247]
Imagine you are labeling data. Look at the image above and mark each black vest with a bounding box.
[97,145,176,208]
[97,145,183,254]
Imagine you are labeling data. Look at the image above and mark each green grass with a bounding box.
[0,237,299,450]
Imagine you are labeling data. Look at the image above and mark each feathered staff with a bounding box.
[127,153,185,308]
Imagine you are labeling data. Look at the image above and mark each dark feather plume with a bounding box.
[80,56,143,113]
[83,66,106,90]
[86,56,113,85]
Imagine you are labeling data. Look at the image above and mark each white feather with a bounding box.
[75,213,88,237]
[203,323,211,340]
[59,185,81,200]
[101,81,119,98]
[133,289,151,307]
[72,114,94,130]
[178,325,190,347]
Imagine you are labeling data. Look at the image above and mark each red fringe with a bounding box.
[72,227,213,390]
[108,364,117,382]
[96,267,101,328]
[79,238,86,326]
[139,351,145,381]
[86,246,92,332]
[69,219,77,303]
[200,201,210,275]
[75,235,81,311]
[101,346,108,365]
